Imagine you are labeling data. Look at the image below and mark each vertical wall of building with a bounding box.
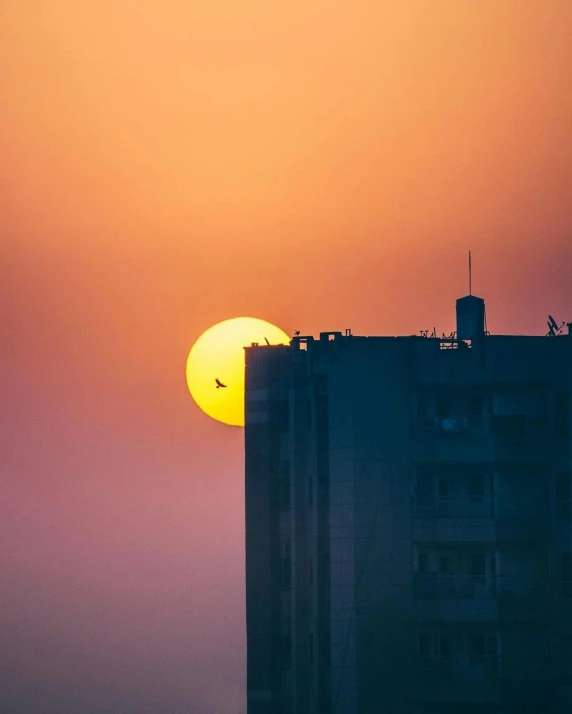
[245,346,291,714]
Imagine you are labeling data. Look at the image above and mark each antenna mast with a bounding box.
[469,250,472,296]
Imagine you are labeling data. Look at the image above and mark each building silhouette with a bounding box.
[244,296,571,714]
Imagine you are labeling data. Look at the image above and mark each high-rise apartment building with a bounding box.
[245,296,571,714]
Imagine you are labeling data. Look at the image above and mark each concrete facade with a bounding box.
[245,308,572,714]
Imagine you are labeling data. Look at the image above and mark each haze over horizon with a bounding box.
[2,1,571,712]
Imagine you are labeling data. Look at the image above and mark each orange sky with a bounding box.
[2,2,571,712]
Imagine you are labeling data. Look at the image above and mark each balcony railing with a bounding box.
[411,416,487,440]
[413,574,548,601]
[412,495,495,519]
[418,655,500,678]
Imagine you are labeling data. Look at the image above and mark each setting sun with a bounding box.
[186,317,290,426]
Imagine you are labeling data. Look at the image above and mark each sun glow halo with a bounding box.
[186,317,290,426]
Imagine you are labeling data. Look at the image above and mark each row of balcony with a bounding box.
[416,654,556,679]
[413,495,494,519]
[412,495,571,520]
[412,574,565,601]
[411,415,549,441]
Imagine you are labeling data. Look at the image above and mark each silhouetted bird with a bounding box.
[264,337,270,345]
[215,378,227,389]
[294,330,300,336]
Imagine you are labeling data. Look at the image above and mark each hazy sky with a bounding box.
[2,1,571,712]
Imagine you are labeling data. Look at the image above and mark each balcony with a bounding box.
[413,495,494,519]
[411,655,555,705]
[413,575,551,622]
[410,417,492,461]
[418,654,500,678]
[412,416,487,440]
[412,496,496,542]
[413,656,501,703]
[414,574,547,599]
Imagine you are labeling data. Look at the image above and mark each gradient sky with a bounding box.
[2,1,571,712]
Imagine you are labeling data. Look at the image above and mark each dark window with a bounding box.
[418,633,431,658]
[308,476,314,507]
[470,553,486,577]
[469,396,483,417]
[560,553,572,599]
[309,633,314,664]
[437,398,450,418]
[280,635,292,668]
[469,634,486,663]
[555,392,569,439]
[280,557,291,588]
[414,474,433,497]
[278,459,289,478]
[417,393,428,418]
[440,637,450,659]
[308,556,314,587]
[556,472,571,520]
[418,553,429,573]
[491,414,526,439]
[439,556,452,574]
[278,478,290,510]
[470,474,485,498]
[276,400,289,433]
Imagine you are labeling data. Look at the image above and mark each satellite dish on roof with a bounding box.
[547,315,564,336]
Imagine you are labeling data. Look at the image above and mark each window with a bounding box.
[308,556,314,587]
[438,478,449,498]
[414,474,433,497]
[555,392,569,439]
[278,478,290,510]
[491,414,526,439]
[469,396,483,417]
[469,634,497,666]
[470,553,486,578]
[280,635,292,668]
[469,634,485,661]
[556,472,571,520]
[281,557,291,588]
[560,553,572,599]
[439,556,452,575]
[470,474,485,498]
[418,633,431,658]
[276,400,289,433]
[308,476,314,507]
[437,398,450,418]
[439,637,451,660]
[309,633,314,664]
[418,553,429,573]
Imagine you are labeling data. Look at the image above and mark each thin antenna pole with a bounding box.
[469,250,472,295]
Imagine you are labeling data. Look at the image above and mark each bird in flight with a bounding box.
[294,330,300,336]
[264,337,270,345]
[215,378,227,389]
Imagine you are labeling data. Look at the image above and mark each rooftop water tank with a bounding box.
[456,295,485,340]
